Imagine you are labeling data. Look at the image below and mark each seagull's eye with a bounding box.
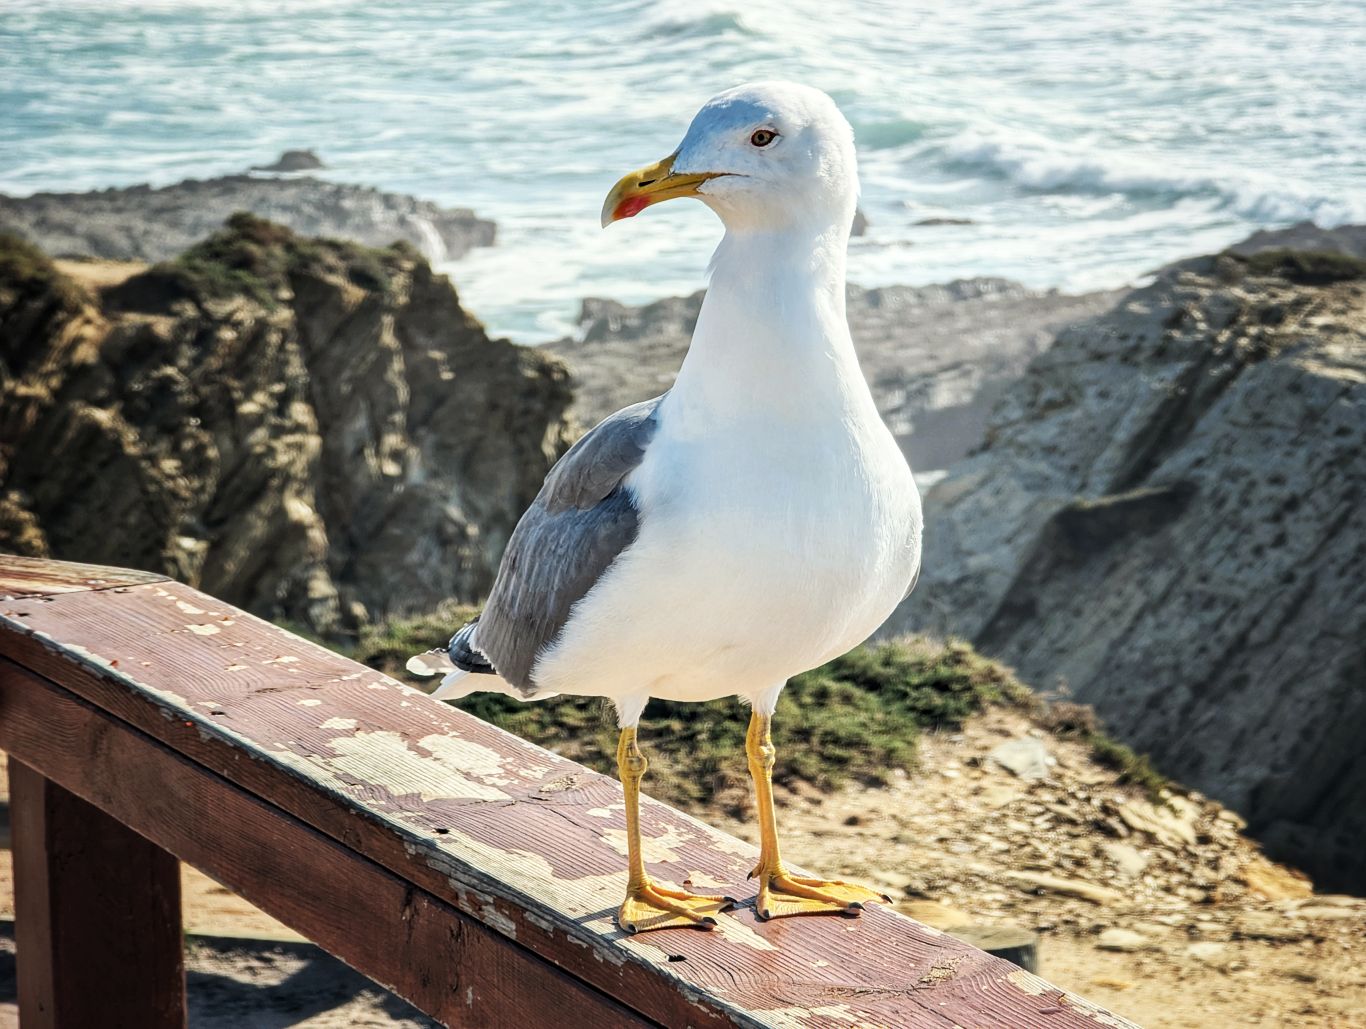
[750,129,777,148]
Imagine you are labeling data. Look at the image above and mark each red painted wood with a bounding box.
[0,557,1139,1028]
[9,755,186,1029]
[0,664,651,1028]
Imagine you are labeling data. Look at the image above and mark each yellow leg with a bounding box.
[616,727,734,933]
[745,710,890,920]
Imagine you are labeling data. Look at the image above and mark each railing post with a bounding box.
[10,755,186,1029]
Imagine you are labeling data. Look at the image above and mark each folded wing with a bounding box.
[454,395,664,695]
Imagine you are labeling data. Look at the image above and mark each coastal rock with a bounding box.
[0,175,495,265]
[890,227,1366,891]
[1233,912,1310,942]
[1116,797,1200,849]
[1293,904,1363,922]
[1225,220,1366,261]
[1096,928,1152,953]
[988,737,1052,780]
[1184,941,1232,968]
[251,149,327,173]
[547,279,1122,471]
[1005,871,1125,906]
[1239,857,1314,901]
[0,216,573,634]
[1100,841,1150,878]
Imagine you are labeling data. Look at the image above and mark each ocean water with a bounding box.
[3,0,1364,341]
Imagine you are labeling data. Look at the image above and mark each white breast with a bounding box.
[534,405,921,704]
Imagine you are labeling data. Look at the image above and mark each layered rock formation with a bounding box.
[546,280,1122,471]
[0,174,496,265]
[891,234,1366,890]
[0,215,572,634]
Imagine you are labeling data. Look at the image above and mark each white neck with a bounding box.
[665,221,875,432]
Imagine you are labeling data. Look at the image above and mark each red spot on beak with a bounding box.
[614,195,652,221]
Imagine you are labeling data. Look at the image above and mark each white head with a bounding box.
[602,81,858,234]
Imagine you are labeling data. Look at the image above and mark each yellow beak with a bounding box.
[601,153,720,228]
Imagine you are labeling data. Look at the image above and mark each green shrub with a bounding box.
[133,212,402,309]
[1038,698,1168,798]
[0,232,83,307]
[348,612,1030,812]
[1086,732,1169,797]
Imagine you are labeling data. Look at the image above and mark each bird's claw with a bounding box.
[753,868,889,921]
[617,880,735,934]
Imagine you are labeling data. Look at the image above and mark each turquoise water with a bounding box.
[4,0,1364,340]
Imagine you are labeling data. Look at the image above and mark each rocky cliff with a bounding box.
[0,215,573,634]
[890,232,1366,890]
[0,174,496,265]
[546,280,1122,472]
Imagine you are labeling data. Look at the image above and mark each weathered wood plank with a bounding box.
[0,558,1138,1028]
[0,554,167,599]
[0,554,167,601]
[9,755,186,1029]
[0,663,652,1028]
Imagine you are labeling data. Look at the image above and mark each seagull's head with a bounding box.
[602,81,858,233]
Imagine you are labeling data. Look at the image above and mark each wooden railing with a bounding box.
[0,555,1136,1028]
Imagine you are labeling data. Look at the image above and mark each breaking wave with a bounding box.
[940,128,1362,226]
[642,11,755,40]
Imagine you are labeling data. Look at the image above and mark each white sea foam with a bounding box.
[939,127,1363,227]
[408,216,448,264]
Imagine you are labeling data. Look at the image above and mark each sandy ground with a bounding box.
[4,719,1364,1028]
[706,710,1366,1029]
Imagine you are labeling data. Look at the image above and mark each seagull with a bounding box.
[409,82,922,934]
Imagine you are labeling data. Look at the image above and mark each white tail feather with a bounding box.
[405,650,455,678]
[407,648,558,704]
[430,668,478,700]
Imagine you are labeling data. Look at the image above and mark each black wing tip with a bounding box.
[449,618,497,675]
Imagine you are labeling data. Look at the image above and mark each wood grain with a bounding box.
[9,755,186,1029]
[0,554,167,599]
[0,557,1140,1028]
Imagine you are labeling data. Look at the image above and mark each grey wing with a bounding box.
[469,395,663,693]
